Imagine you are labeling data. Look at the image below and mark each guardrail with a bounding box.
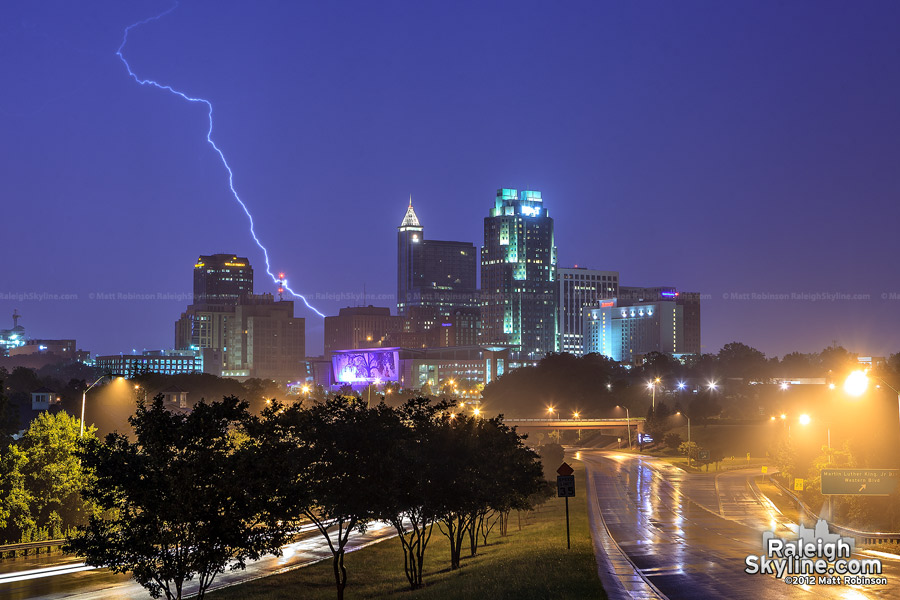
[0,539,65,559]
[767,476,900,545]
[505,417,644,422]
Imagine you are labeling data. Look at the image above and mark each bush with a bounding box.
[537,444,565,480]
[664,433,683,449]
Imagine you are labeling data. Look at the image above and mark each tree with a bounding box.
[678,441,700,465]
[0,444,31,543]
[664,433,683,450]
[258,397,399,600]
[379,398,448,589]
[18,411,95,540]
[67,396,286,600]
[537,443,565,480]
[433,413,544,568]
[0,384,20,449]
[717,342,768,380]
[644,402,673,443]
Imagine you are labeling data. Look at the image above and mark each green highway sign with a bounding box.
[820,469,900,496]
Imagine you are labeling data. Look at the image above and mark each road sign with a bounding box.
[794,478,804,491]
[821,469,900,496]
[761,466,768,474]
[557,462,574,476]
[698,450,710,461]
[557,475,575,497]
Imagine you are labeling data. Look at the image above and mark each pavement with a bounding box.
[0,520,399,599]
[582,450,900,599]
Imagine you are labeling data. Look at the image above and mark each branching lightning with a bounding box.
[117,2,325,317]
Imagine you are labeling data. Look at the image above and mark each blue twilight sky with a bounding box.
[2,0,899,358]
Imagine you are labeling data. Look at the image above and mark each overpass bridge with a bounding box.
[503,417,645,432]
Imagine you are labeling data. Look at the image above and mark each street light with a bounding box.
[648,377,661,410]
[675,411,691,466]
[798,413,811,426]
[616,405,631,448]
[81,373,123,438]
[844,369,900,437]
[547,405,559,443]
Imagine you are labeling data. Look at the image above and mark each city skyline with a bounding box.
[3,1,900,358]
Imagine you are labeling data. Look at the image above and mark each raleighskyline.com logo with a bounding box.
[744,520,886,586]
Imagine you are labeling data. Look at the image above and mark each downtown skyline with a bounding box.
[3,0,900,358]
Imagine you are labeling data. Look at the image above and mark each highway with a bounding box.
[583,451,900,600]
[0,520,399,599]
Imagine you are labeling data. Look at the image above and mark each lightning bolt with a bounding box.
[117,2,325,318]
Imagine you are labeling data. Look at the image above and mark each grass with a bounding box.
[754,476,809,526]
[208,463,604,600]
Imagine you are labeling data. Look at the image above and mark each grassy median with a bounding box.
[208,463,604,600]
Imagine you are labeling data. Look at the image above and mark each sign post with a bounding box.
[557,462,575,549]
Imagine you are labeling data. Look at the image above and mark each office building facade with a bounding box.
[397,199,478,318]
[584,299,682,363]
[480,189,558,358]
[96,349,204,377]
[557,267,618,355]
[193,254,254,305]
[223,294,306,379]
[619,286,701,354]
[324,306,405,355]
[176,256,305,379]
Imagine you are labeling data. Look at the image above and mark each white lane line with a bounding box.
[0,563,97,584]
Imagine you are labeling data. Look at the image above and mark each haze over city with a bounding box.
[3,0,900,356]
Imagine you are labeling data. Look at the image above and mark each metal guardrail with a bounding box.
[0,539,65,559]
[766,476,900,545]
[505,417,644,422]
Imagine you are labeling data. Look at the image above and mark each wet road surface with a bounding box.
[583,451,900,600]
[0,520,398,599]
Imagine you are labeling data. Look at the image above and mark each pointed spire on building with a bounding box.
[399,195,422,229]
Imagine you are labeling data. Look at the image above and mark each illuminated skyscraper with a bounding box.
[396,198,478,318]
[480,189,558,359]
[193,254,253,305]
[557,267,618,355]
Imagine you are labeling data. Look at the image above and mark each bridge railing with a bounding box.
[767,476,900,545]
[0,539,65,559]
[503,417,645,422]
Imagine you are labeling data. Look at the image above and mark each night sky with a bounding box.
[2,0,899,358]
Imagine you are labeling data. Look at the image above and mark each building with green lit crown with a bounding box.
[480,189,558,359]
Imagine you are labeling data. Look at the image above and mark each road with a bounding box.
[0,521,399,599]
[583,451,900,600]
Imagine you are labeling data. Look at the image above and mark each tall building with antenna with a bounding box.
[0,310,26,356]
[480,188,558,359]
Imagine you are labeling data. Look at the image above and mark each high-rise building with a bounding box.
[397,198,478,318]
[224,294,306,379]
[193,254,254,305]
[480,188,558,359]
[557,267,619,355]
[176,256,304,379]
[323,306,405,355]
[619,286,701,354]
[583,299,682,362]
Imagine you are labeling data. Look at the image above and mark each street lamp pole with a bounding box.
[81,374,112,438]
[676,411,691,466]
[617,405,631,448]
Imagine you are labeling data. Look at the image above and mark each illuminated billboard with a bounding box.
[333,349,400,383]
